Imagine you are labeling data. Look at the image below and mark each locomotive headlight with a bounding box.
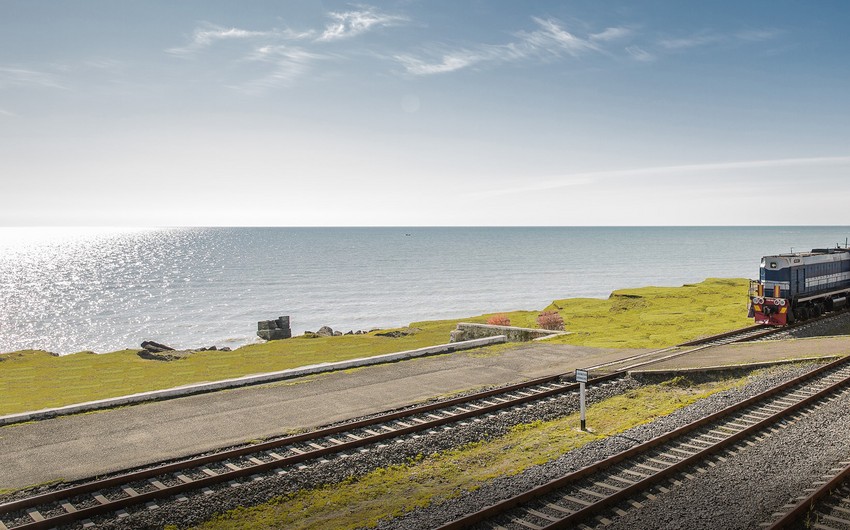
[778,299,786,306]
[753,297,764,304]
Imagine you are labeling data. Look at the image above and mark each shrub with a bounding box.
[486,314,511,327]
[537,311,565,331]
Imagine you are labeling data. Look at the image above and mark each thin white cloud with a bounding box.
[318,8,407,42]
[0,66,64,89]
[659,28,780,50]
[168,25,278,56]
[476,156,850,197]
[167,7,403,89]
[0,108,16,117]
[395,51,481,75]
[590,27,633,42]
[397,17,616,76]
[626,45,655,62]
[516,17,601,57]
[237,46,323,93]
[659,33,724,50]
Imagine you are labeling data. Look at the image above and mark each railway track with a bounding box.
[767,460,850,530]
[0,316,840,529]
[436,354,850,530]
[0,374,623,529]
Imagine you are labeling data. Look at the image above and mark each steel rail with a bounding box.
[436,354,850,530]
[768,461,850,529]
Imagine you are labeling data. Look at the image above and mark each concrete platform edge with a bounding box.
[0,336,507,426]
[628,355,843,377]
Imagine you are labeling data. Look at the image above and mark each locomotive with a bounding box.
[749,245,850,325]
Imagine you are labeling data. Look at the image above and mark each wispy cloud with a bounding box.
[659,28,780,50]
[659,33,724,50]
[626,45,655,62]
[318,8,407,42]
[237,45,323,92]
[396,17,624,76]
[0,66,64,89]
[0,108,16,117]
[168,6,406,90]
[167,24,285,56]
[476,156,850,197]
[590,27,633,42]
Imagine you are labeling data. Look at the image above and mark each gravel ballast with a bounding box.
[599,381,850,529]
[38,361,834,530]
[763,311,850,340]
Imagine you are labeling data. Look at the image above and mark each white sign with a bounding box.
[575,369,588,383]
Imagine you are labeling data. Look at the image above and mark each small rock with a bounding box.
[376,327,419,338]
[137,349,193,361]
[141,340,175,353]
[316,326,334,337]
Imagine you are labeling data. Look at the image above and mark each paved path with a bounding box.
[2,337,847,491]
[0,343,641,490]
[647,335,850,370]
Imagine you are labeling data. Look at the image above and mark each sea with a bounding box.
[1,226,849,355]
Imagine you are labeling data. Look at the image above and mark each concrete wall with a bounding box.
[0,335,507,426]
[449,322,569,343]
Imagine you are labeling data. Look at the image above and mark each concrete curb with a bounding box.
[0,336,507,427]
[628,355,843,377]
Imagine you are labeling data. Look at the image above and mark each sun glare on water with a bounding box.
[0,227,166,249]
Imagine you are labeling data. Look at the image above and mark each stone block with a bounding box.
[257,315,292,341]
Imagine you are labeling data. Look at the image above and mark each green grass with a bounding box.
[191,374,747,530]
[0,278,752,416]
[0,324,458,416]
[547,277,753,348]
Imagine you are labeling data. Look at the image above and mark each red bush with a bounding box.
[486,314,511,327]
[537,311,564,331]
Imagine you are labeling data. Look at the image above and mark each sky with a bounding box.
[1,0,849,226]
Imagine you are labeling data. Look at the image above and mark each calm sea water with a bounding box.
[1,226,849,355]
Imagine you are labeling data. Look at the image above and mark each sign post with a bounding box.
[575,369,588,431]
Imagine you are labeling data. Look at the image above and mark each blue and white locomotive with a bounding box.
[750,246,850,325]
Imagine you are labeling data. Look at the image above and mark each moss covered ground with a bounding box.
[191,373,747,530]
[0,278,752,415]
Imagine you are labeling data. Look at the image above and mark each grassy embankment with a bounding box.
[0,278,752,416]
[189,372,753,530]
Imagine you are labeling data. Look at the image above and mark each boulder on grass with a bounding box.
[141,340,175,353]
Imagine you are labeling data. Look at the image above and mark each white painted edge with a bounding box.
[0,336,507,427]
[532,332,573,341]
